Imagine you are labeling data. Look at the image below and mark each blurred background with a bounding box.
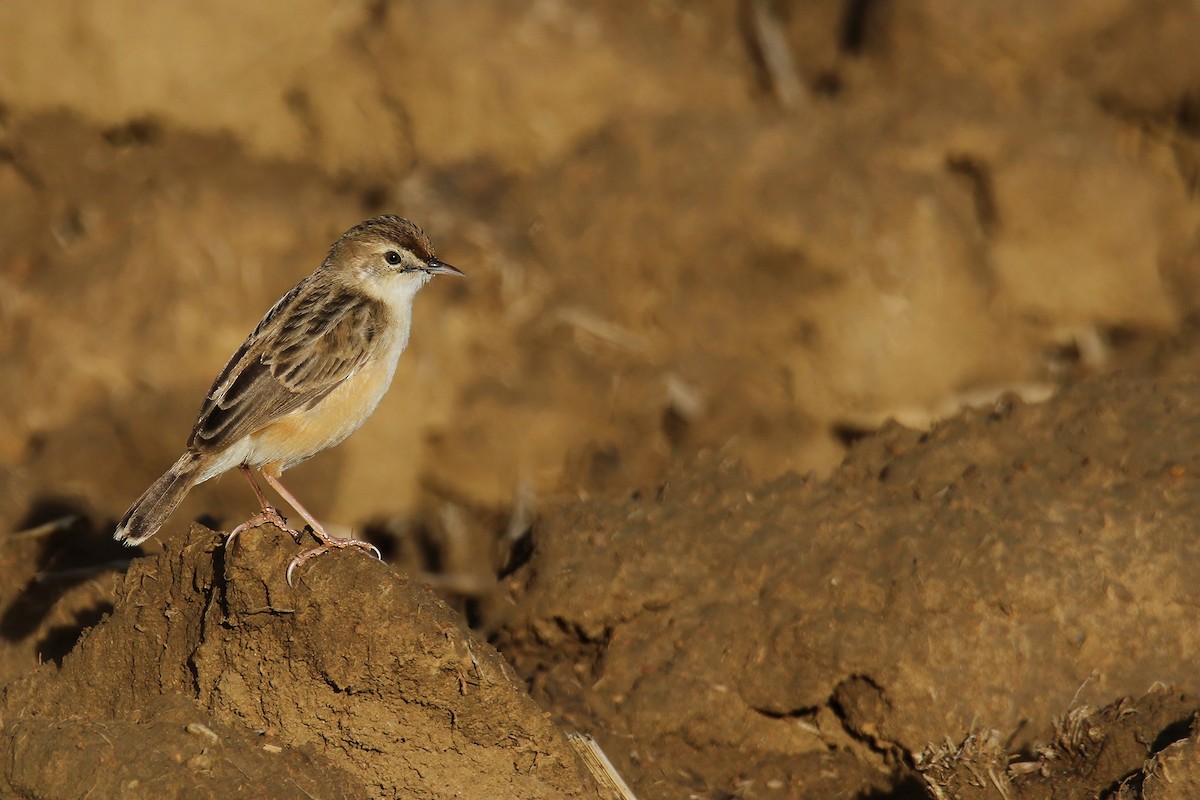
[2,0,1199,571]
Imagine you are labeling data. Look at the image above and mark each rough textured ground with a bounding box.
[5,1,1200,798]
[2,525,599,799]
[496,352,1200,797]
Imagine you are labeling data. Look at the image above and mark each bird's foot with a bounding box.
[225,506,303,549]
[286,532,383,587]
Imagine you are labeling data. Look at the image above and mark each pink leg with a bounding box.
[259,469,382,586]
[225,465,302,548]
[240,464,277,513]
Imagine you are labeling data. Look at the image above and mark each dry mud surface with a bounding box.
[3,529,598,799]
[7,361,1200,798]
[6,1,1200,798]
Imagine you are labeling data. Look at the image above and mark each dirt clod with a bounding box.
[2,526,601,799]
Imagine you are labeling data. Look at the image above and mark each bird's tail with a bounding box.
[114,450,207,545]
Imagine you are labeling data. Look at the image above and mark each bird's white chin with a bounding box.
[363,270,431,306]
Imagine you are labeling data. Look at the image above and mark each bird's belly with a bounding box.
[245,356,399,471]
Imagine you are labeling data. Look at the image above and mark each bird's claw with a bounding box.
[225,507,299,548]
[285,536,383,587]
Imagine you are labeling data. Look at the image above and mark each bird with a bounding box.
[114,214,463,584]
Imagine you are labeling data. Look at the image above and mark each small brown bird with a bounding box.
[115,215,463,583]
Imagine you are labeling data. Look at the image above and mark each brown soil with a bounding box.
[5,2,1200,798]
[3,527,596,798]
[497,357,1200,797]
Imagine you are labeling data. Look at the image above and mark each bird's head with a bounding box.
[327,215,463,302]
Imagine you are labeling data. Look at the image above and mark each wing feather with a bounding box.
[187,278,385,453]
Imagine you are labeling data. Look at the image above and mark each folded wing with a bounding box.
[188,278,384,454]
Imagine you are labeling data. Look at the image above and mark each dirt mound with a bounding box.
[492,360,1200,797]
[1,526,600,799]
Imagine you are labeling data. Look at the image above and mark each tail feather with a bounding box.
[114,451,206,545]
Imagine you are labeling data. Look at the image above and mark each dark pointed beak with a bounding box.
[424,258,464,277]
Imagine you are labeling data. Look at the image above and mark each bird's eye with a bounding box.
[384,250,402,266]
